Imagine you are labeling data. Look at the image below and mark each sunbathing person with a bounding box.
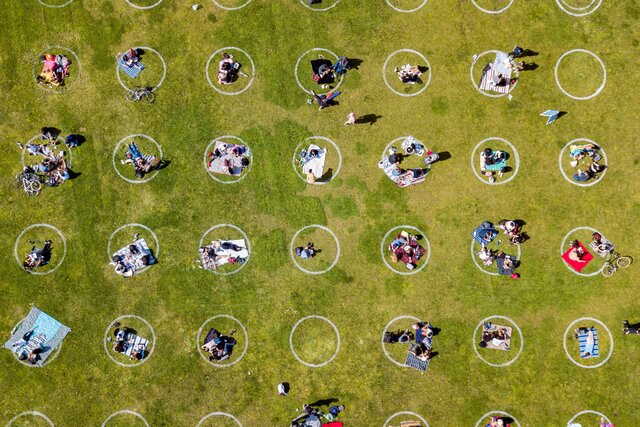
[477,245,496,266]
[201,327,237,361]
[23,240,52,271]
[37,53,71,86]
[395,64,422,84]
[582,328,595,357]
[122,142,159,178]
[569,143,601,163]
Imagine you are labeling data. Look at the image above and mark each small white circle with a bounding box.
[383,411,430,427]
[381,226,431,275]
[21,134,74,170]
[471,0,515,14]
[567,410,612,425]
[38,0,73,7]
[196,315,249,368]
[204,136,252,184]
[196,412,243,427]
[555,49,606,100]
[294,48,344,95]
[103,315,157,368]
[107,223,160,275]
[32,46,82,93]
[558,138,608,187]
[116,46,166,91]
[125,0,163,10]
[289,315,340,368]
[101,410,150,427]
[5,411,54,427]
[205,47,255,96]
[199,224,251,276]
[381,315,421,367]
[10,318,63,368]
[473,315,524,367]
[470,238,521,276]
[14,223,67,276]
[555,0,602,16]
[212,0,252,10]
[382,49,432,97]
[289,225,340,275]
[385,0,428,13]
[299,0,341,11]
[563,317,613,369]
[469,50,519,98]
[560,226,606,277]
[474,411,521,427]
[292,136,342,185]
[112,134,163,184]
[470,137,520,186]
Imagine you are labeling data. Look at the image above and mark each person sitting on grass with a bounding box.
[567,240,587,263]
[122,48,143,69]
[311,90,340,111]
[395,64,422,84]
[122,142,159,178]
[23,240,53,271]
[201,327,237,361]
[581,328,595,357]
[296,242,316,259]
[477,245,496,266]
[573,162,604,182]
[217,53,248,85]
[623,320,640,335]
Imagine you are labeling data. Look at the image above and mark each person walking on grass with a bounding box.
[345,112,356,126]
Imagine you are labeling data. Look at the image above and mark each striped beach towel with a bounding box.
[118,55,145,79]
[578,328,599,358]
[478,64,512,94]
[405,351,430,372]
[121,333,148,358]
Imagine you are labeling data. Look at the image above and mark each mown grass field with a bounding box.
[1,0,640,426]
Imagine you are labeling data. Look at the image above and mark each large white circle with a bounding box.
[103,315,157,368]
[563,317,613,369]
[116,46,166,91]
[471,0,515,14]
[299,0,340,11]
[559,0,597,10]
[196,412,243,427]
[381,226,431,276]
[112,134,163,184]
[32,46,82,93]
[212,0,252,10]
[204,136,252,184]
[383,411,430,427]
[10,318,63,368]
[199,224,251,276]
[292,136,342,185]
[101,410,150,427]
[470,238,521,277]
[567,410,612,425]
[125,0,163,10]
[39,0,73,7]
[555,0,602,16]
[289,225,340,275]
[294,48,344,95]
[289,315,340,368]
[385,0,428,13]
[196,315,249,368]
[554,49,606,100]
[560,226,606,277]
[205,47,255,96]
[470,137,520,186]
[381,315,421,367]
[473,315,524,367]
[382,49,432,97]
[5,411,54,427]
[21,134,74,170]
[558,138,608,187]
[474,411,521,427]
[14,223,67,276]
[469,50,519,98]
[107,223,160,275]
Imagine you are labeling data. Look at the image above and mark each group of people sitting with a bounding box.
[485,416,512,427]
[206,141,251,176]
[197,239,249,271]
[111,323,147,361]
[290,403,345,427]
[121,48,144,70]
[388,230,427,270]
[295,242,316,259]
[110,235,156,277]
[479,322,510,350]
[384,321,435,362]
[18,128,76,187]
[10,328,45,364]
[379,145,429,187]
[308,55,349,110]
[36,53,72,87]
[23,240,53,272]
[568,142,605,182]
[565,232,613,266]
[218,52,247,85]
[299,144,327,183]
[394,64,423,84]
[121,142,160,178]
[473,221,523,278]
[200,327,237,361]
[479,147,508,183]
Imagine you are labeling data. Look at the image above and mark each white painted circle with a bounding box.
[38,0,73,7]
[558,138,608,187]
[473,315,524,367]
[116,46,166,91]
[554,49,606,100]
[555,0,602,16]
[470,137,520,185]
[381,226,431,275]
[205,47,255,96]
[470,50,519,98]
[474,411,521,427]
[125,0,164,10]
[289,225,340,275]
[385,0,428,13]
[563,317,613,369]
[299,0,341,11]
[292,136,342,185]
[112,134,163,184]
[204,136,252,184]
[199,224,251,276]
[5,411,54,427]
[470,237,521,277]
[196,412,243,427]
[10,318,63,368]
[107,223,160,275]
[14,223,67,276]
[471,0,515,14]
[560,226,606,277]
[21,134,74,169]
[382,49,432,97]
[196,315,248,368]
[559,0,597,10]
[381,315,421,367]
[101,410,150,427]
[294,48,344,95]
[212,0,252,11]
[103,315,157,368]
[567,410,612,426]
[383,411,430,427]
[32,46,82,93]
[289,315,340,368]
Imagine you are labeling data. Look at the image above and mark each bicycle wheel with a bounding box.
[616,256,632,269]
[144,91,155,104]
[25,179,41,197]
[602,262,615,277]
[125,90,138,102]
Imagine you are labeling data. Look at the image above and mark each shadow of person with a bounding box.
[356,114,382,125]
[309,398,339,407]
[347,58,363,70]
[436,151,452,162]
[319,167,333,182]
[157,159,171,171]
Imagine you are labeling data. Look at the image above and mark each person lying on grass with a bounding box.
[201,327,237,362]
[23,240,52,271]
[121,142,160,178]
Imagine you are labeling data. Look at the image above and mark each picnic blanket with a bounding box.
[311,58,334,84]
[497,254,518,275]
[561,241,594,272]
[3,307,71,367]
[405,351,430,372]
[578,328,599,358]
[118,332,149,358]
[483,324,512,350]
[200,239,248,271]
[478,54,513,94]
[113,238,156,275]
[300,144,326,179]
[589,235,614,258]
[472,222,498,246]
[118,54,144,79]
[322,423,343,427]
[208,140,251,176]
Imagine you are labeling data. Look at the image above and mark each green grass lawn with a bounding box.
[1,0,640,426]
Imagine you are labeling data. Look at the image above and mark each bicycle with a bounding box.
[125,86,155,104]
[15,171,42,197]
[602,251,632,277]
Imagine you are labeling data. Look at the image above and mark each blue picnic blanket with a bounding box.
[405,351,430,372]
[472,222,498,246]
[118,55,145,79]
[497,254,518,275]
[578,328,599,358]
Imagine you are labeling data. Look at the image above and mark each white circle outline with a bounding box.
[196,315,249,368]
[381,226,431,276]
[32,46,82,94]
[10,318,63,368]
[101,410,150,427]
[471,0,515,14]
[567,409,612,425]
[385,0,428,13]
[299,0,340,11]
[205,47,255,96]
[558,138,608,187]
[554,49,606,100]
[107,223,160,275]
[198,224,251,276]
[559,0,596,11]
[383,411,430,427]
[382,49,432,97]
[21,134,74,170]
[560,226,606,277]
[204,136,253,184]
[289,315,340,368]
[125,0,164,10]
[470,137,520,186]
[5,411,54,427]
[289,225,340,275]
[212,0,252,10]
[473,315,524,367]
[470,50,519,98]
[292,136,342,185]
[555,0,602,16]
[14,223,67,276]
[381,315,421,367]
[103,315,157,368]
[470,238,522,277]
[294,48,344,95]
[38,0,73,7]
[112,134,163,184]
[116,46,166,91]
[196,412,243,427]
[474,411,521,427]
[563,317,614,369]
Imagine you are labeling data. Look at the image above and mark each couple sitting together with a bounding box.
[218,52,248,85]
[201,327,237,361]
[122,142,160,178]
